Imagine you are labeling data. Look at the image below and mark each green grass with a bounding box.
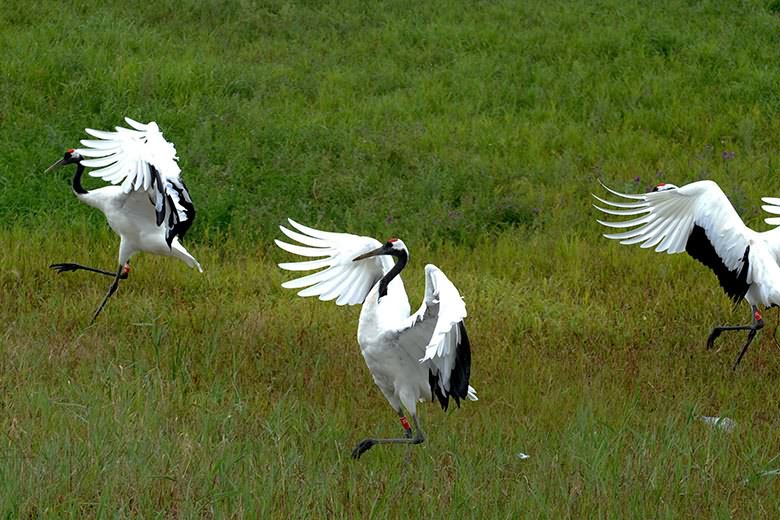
[5,227,780,516]
[4,0,780,516]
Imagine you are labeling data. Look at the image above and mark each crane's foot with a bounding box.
[351,413,425,460]
[50,262,129,279]
[50,263,86,274]
[706,328,723,350]
[352,439,376,459]
[706,306,764,369]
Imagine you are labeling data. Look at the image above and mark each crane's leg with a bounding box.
[90,265,125,323]
[351,411,425,460]
[50,262,130,279]
[706,305,764,369]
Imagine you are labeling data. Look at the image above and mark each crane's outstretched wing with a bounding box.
[76,117,195,245]
[396,265,476,411]
[275,219,394,305]
[759,196,780,226]
[593,180,769,303]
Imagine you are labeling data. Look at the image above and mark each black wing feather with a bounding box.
[429,321,472,411]
[685,224,750,304]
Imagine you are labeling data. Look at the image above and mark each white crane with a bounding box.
[275,219,477,459]
[45,117,202,322]
[594,180,780,368]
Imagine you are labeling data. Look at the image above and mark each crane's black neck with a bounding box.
[71,162,87,195]
[378,250,408,299]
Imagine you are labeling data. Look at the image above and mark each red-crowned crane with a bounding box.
[594,180,780,369]
[275,219,477,459]
[46,117,202,322]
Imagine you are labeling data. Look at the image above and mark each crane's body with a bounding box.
[359,278,432,413]
[76,185,200,269]
[595,180,780,368]
[47,117,201,322]
[276,219,476,459]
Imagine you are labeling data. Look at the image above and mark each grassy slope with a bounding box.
[3,0,780,516]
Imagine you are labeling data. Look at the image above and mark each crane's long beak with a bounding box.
[44,158,65,173]
[353,245,388,262]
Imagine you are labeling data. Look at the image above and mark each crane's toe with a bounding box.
[351,439,376,459]
[50,263,81,273]
[706,328,723,349]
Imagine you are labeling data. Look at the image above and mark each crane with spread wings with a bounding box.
[594,180,780,368]
[275,219,477,459]
[45,117,202,322]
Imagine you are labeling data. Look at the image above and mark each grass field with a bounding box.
[4,0,780,516]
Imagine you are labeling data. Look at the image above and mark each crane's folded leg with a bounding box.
[90,265,126,323]
[50,262,130,279]
[706,305,764,369]
[351,410,425,460]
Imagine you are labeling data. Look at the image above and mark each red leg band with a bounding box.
[755,310,762,321]
[399,416,411,430]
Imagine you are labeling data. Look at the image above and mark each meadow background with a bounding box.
[3,0,780,516]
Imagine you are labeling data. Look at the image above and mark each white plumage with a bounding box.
[80,118,181,192]
[77,117,197,249]
[46,117,201,322]
[594,180,780,367]
[275,219,476,459]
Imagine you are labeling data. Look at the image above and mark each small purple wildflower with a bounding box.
[633,176,641,183]
[722,151,736,161]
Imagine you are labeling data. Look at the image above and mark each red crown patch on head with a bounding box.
[388,238,399,243]
[67,148,75,154]
[656,183,666,187]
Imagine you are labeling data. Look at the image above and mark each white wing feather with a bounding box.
[761,197,780,226]
[76,118,196,244]
[594,180,755,272]
[77,117,181,193]
[275,219,394,306]
[397,265,476,401]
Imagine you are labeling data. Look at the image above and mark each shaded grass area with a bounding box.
[3,226,780,516]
